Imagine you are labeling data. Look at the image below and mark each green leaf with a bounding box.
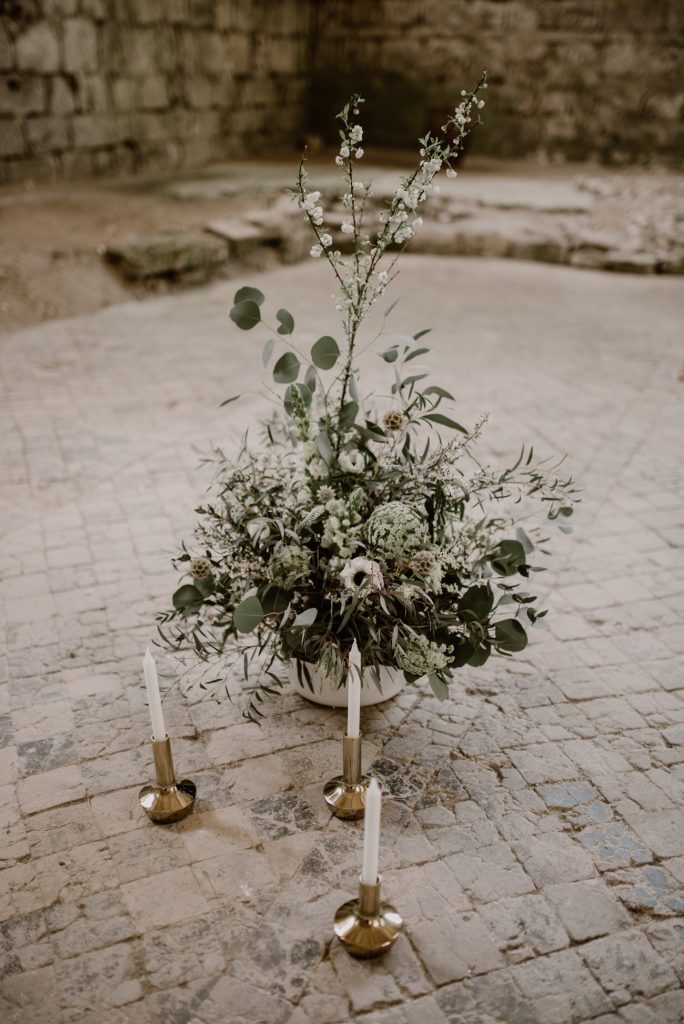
[494,618,528,652]
[273,352,300,384]
[304,365,317,392]
[380,347,399,363]
[172,584,203,611]
[311,335,340,370]
[468,643,491,667]
[422,412,468,434]
[262,339,274,367]
[230,300,261,331]
[276,308,295,335]
[284,382,312,414]
[233,595,265,634]
[458,584,494,621]
[257,585,290,615]
[339,400,359,429]
[292,607,318,628]
[404,347,430,362]
[489,539,527,576]
[413,328,432,340]
[234,286,265,306]
[427,673,449,700]
[316,429,334,465]
[423,385,455,401]
[384,297,400,317]
[219,395,240,407]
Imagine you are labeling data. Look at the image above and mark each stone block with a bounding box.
[133,0,164,23]
[513,832,597,886]
[0,75,46,116]
[0,23,13,72]
[510,949,612,1024]
[139,75,168,110]
[50,76,77,116]
[73,113,114,148]
[16,22,60,74]
[0,119,25,158]
[106,230,228,280]
[81,0,107,19]
[480,894,570,962]
[26,116,70,153]
[111,77,136,112]
[185,75,215,109]
[544,880,630,941]
[44,0,78,13]
[206,218,264,258]
[63,18,98,74]
[624,809,684,858]
[581,930,678,998]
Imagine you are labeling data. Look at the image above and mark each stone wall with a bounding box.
[1,0,683,183]
[309,0,684,164]
[0,0,313,183]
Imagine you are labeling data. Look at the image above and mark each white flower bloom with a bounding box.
[320,233,333,247]
[355,148,364,159]
[352,181,365,194]
[335,156,344,166]
[340,145,350,158]
[412,217,423,229]
[340,556,383,592]
[341,221,354,235]
[338,450,364,473]
[302,191,321,209]
[349,125,363,142]
[310,245,322,258]
[378,270,388,283]
[446,168,457,179]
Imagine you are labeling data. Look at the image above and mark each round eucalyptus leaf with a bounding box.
[234,286,265,307]
[172,584,203,610]
[233,595,265,634]
[230,300,261,331]
[276,309,295,335]
[311,336,340,370]
[273,352,300,384]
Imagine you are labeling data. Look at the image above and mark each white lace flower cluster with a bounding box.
[365,501,430,561]
[267,544,311,588]
[396,634,453,676]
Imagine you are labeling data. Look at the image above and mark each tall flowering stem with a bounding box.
[294,74,488,449]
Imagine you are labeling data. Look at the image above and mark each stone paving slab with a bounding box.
[0,257,683,1023]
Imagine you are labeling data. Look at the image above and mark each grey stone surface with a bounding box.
[106,230,228,280]
[0,255,683,1021]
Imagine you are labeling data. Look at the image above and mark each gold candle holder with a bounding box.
[139,735,196,824]
[334,876,403,958]
[323,733,369,820]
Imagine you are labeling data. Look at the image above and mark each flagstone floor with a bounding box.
[1,256,683,1024]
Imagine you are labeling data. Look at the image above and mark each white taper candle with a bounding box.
[347,640,362,739]
[361,777,381,885]
[143,648,166,741]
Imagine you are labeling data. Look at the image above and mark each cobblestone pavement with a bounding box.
[1,256,683,1024]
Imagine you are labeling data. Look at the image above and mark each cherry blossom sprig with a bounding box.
[293,74,488,448]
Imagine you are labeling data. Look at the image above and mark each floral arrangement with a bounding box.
[160,74,578,721]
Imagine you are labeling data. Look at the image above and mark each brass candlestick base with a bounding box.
[324,733,368,820]
[139,735,196,824]
[334,877,403,958]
